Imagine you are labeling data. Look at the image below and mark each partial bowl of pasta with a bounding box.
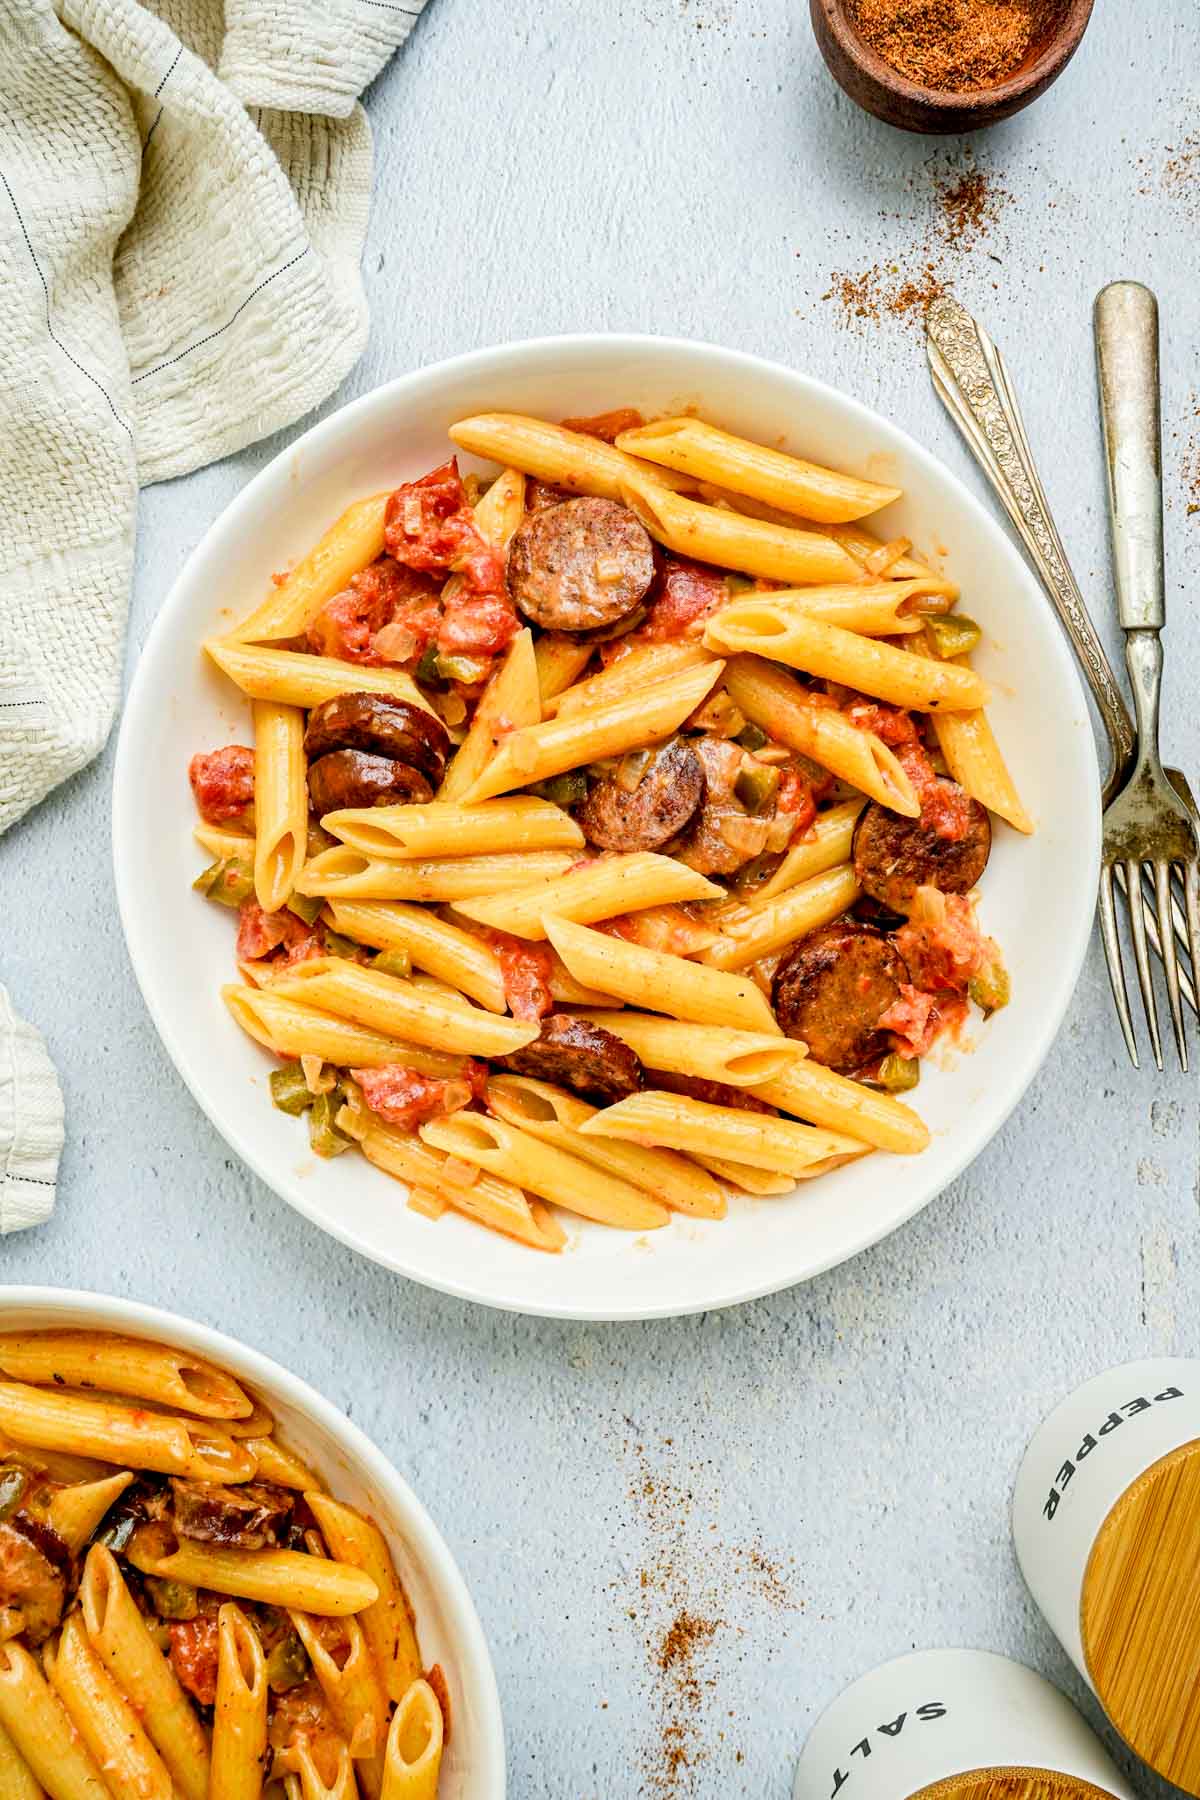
[0,1288,505,1797]
[113,334,1100,1319]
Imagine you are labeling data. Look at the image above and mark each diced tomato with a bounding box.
[352,1062,486,1133]
[306,558,441,665]
[642,558,728,642]
[775,767,817,841]
[474,930,555,1021]
[169,1610,221,1707]
[189,745,255,824]
[895,891,993,996]
[437,585,520,659]
[842,699,971,841]
[559,407,645,443]
[384,459,505,598]
[235,900,315,963]
[878,985,941,1059]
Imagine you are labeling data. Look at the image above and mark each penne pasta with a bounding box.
[569,1012,804,1085]
[322,797,583,861]
[48,1472,134,1554]
[289,1612,389,1797]
[244,1434,322,1490]
[81,1545,211,1800]
[704,602,988,711]
[543,914,779,1034]
[420,1112,671,1231]
[619,472,864,584]
[47,1612,173,1800]
[615,417,901,523]
[723,655,919,815]
[337,1105,567,1254]
[126,1532,378,1616]
[472,466,526,548]
[295,845,576,903]
[0,1381,255,1482]
[932,700,1033,834]
[458,661,724,804]
[0,1719,40,1800]
[292,1741,357,1800]
[547,640,713,716]
[697,486,958,593]
[206,641,430,715]
[452,852,722,940]
[485,1076,726,1217]
[195,820,256,860]
[304,1492,424,1704]
[761,578,951,635]
[691,1154,797,1195]
[210,1604,268,1800]
[223,985,472,1076]
[750,799,864,902]
[751,1061,930,1155]
[0,1331,252,1418]
[325,901,508,1012]
[381,1678,444,1800]
[448,411,694,502]
[252,699,308,912]
[580,1090,864,1174]
[701,864,860,970]
[225,492,389,645]
[436,629,541,802]
[533,632,593,705]
[269,959,538,1056]
[0,1641,109,1800]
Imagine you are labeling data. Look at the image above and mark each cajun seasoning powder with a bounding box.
[847,0,1064,92]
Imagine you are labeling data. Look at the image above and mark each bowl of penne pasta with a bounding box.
[0,1289,505,1797]
[113,334,1100,1318]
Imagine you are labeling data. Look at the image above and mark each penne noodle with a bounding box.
[486,1076,726,1218]
[910,634,1033,833]
[697,486,958,593]
[322,797,583,861]
[704,602,988,712]
[701,864,860,970]
[48,1472,134,1555]
[750,799,864,902]
[295,845,577,902]
[0,1641,109,1800]
[269,959,538,1056]
[81,1545,211,1800]
[452,852,721,940]
[304,1492,424,1704]
[210,1604,268,1800]
[547,641,713,716]
[761,578,951,635]
[615,417,901,523]
[126,1533,378,1617]
[723,655,919,815]
[325,900,508,1012]
[459,661,724,804]
[252,699,308,912]
[292,1741,357,1800]
[223,985,472,1077]
[47,1612,173,1800]
[437,629,541,802]
[195,821,255,860]
[0,1719,40,1800]
[0,1331,252,1418]
[570,1012,804,1085]
[534,633,593,706]
[544,914,779,1035]
[420,1112,671,1231]
[289,1612,389,1797]
[337,1106,566,1254]
[448,411,694,502]
[752,1061,930,1155]
[593,903,717,957]
[580,1090,864,1174]
[620,472,864,585]
[546,955,626,1008]
[472,466,526,548]
[206,641,430,716]
[0,1381,255,1482]
[381,1678,444,1800]
[225,492,389,645]
[244,1434,322,1490]
[691,1154,797,1195]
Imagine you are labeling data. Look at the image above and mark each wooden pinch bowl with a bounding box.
[810,0,1096,135]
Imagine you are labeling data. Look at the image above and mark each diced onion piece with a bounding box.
[594,557,625,586]
[372,622,420,663]
[718,813,770,857]
[301,1053,338,1096]
[616,748,653,794]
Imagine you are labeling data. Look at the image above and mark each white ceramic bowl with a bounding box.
[0,1288,505,1797]
[113,335,1100,1321]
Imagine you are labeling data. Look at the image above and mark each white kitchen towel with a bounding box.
[0,0,426,1227]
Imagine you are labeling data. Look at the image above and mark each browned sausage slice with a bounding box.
[308,750,433,815]
[171,1479,294,1551]
[497,1014,643,1103]
[303,693,449,783]
[506,497,657,633]
[852,787,991,915]
[578,741,705,852]
[772,922,909,1073]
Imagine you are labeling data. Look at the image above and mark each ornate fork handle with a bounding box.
[926,295,1134,805]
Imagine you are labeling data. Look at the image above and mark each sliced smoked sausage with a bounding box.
[303,694,449,783]
[506,497,657,634]
[498,1014,642,1104]
[308,749,433,815]
[578,741,705,853]
[852,786,991,915]
[772,922,909,1073]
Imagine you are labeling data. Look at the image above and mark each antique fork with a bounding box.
[1094,280,1200,1070]
[925,295,1199,1019]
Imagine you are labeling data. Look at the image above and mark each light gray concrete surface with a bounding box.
[3,3,1200,1794]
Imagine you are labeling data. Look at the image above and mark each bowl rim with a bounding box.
[812,0,1096,113]
[0,1284,507,1792]
[113,329,1101,1320]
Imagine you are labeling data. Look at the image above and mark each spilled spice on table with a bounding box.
[1174,394,1200,518]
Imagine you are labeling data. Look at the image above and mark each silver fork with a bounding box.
[1095,280,1200,1070]
[925,295,1199,1018]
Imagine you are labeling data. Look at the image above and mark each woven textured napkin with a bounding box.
[0,0,426,1228]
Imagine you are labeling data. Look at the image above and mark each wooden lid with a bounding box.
[909,1768,1121,1800]
[1082,1435,1200,1791]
